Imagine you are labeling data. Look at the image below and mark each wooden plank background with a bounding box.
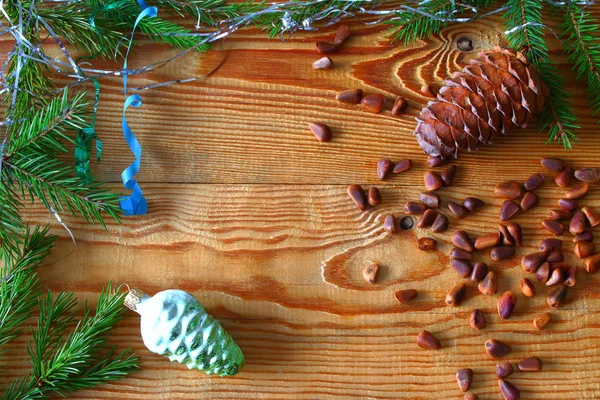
[2,4,600,399]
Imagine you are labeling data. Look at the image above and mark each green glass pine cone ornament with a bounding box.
[125,288,244,376]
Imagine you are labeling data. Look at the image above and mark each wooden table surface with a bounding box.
[3,6,600,399]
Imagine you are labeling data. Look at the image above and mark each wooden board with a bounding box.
[3,6,600,399]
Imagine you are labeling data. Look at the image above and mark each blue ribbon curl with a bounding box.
[119,3,157,216]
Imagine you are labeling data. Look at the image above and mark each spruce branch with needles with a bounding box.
[559,2,600,118]
[503,0,578,147]
[1,89,121,262]
[1,281,138,399]
[0,226,56,353]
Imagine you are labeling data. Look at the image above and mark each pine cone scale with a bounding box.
[444,78,490,128]
[459,71,505,120]
[494,49,548,105]
[506,55,530,85]
[477,118,494,143]
[468,92,497,134]
[439,86,487,132]
[415,118,454,156]
[473,65,515,123]
[443,95,483,149]
[414,47,548,158]
[451,75,504,135]
[482,53,538,126]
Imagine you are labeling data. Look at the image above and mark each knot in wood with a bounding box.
[456,37,473,52]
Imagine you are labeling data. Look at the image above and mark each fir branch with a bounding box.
[3,225,57,275]
[537,63,579,146]
[0,227,56,354]
[4,152,121,228]
[0,182,25,262]
[1,283,139,399]
[559,2,600,119]
[503,0,546,60]
[503,0,579,147]
[2,0,229,120]
[388,0,458,45]
[2,2,54,115]
[27,290,78,373]
[387,0,497,45]
[1,89,120,258]
[6,90,88,158]
[35,3,126,61]
[154,0,261,27]
[4,48,54,118]
[0,271,41,356]
[138,13,211,51]
[67,347,138,391]
[84,0,210,51]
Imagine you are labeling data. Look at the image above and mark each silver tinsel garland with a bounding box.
[2,0,595,111]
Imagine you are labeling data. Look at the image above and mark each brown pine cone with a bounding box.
[414,46,549,158]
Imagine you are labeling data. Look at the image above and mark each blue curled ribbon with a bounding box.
[119,3,157,216]
[120,94,148,215]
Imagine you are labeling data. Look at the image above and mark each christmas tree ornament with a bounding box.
[414,47,549,159]
[125,288,244,376]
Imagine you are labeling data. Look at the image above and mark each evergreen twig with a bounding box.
[0,182,25,262]
[387,0,497,45]
[6,154,121,226]
[503,0,578,147]
[559,2,600,119]
[84,0,212,52]
[35,3,126,61]
[154,0,261,27]
[388,0,458,44]
[0,226,57,355]
[6,91,88,158]
[1,283,139,399]
[1,89,121,261]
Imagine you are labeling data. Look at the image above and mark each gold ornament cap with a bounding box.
[124,288,146,311]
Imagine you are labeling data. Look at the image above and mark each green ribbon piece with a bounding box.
[75,126,102,185]
[74,77,102,184]
[74,1,128,183]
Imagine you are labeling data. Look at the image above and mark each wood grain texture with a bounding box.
[2,5,600,399]
[6,182,600,399]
